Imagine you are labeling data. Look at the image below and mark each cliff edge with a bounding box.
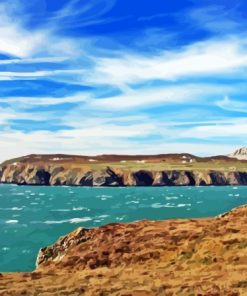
[1,153,247,186]
[0,205,246,295]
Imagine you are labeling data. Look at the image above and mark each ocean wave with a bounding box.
[126,200,140,205]
[116,217,124,221]
[1,247,10,251]
[97,215,109,218]
[12,207,23,211]
[72,207,88,211]
[177,203,191,207]
[22,249,31,254]
[151,203,175,208]
[165,196,178,200]
[151,203,191,208]
[5,220,18,224]
[51,209,71,212]
[0,207,23,211]
[44,217,92,224]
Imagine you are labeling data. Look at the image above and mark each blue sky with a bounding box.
[1,0,247,161]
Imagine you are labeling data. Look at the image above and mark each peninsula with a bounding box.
[1,149,247,186]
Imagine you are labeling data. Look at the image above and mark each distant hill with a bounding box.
[229,147,247,160]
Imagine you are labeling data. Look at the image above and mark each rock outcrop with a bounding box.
[0,205,246,295]
[229,146,247,160]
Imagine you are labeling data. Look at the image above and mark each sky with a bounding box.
[0,0,247,161]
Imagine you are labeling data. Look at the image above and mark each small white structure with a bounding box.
[89,159,97,162]
[52,158,61,161]
[136,160,146,164]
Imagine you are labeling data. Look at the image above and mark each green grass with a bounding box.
[2,156,247,172]
[88,161,247,172]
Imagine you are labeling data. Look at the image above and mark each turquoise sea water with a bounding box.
[0,184,247,272]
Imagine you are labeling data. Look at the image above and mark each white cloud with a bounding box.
[0,107,47,125]
[0,69,85,79]
[0,128,237,163]
[180,121,247,139]
[0,57,69,65]
[216,96,247,113]
[0,21,45,58]
[88,37,247,86]
[0,93,89,106]
[89,83,234,110]
[0,2,79,59]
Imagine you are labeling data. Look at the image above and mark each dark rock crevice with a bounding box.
[133,170,154,186]
[36,169,51,185]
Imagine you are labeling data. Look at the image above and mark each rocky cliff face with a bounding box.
[1,153,247,186]
[0,205,246,295]
[1,161,247,186]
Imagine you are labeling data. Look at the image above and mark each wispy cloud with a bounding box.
[88,37,247,86]
[138,13,168,22]
[0,93,88,106]
[180,121,247,139]
[216,96,247,113]
[187,5,244,34]
[46,0,117,29]
[89,84,233,110]
[0,57,69,65]
[0,69,85,80]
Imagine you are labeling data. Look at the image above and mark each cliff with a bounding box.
[0,205,246,295]
[1,153,247,186]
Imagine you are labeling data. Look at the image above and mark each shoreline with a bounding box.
[1,182,247,187]
[0,204,246,295]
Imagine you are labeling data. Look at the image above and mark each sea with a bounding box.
[0,184,247,272]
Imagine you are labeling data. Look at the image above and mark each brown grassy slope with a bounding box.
[0,205,246,296]
[1,153,247,172]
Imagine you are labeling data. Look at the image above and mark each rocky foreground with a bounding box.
[0,205,246,296]
[1,154,247,186]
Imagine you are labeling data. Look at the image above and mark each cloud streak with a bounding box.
[88,37,247,86]
[216,96,247,113]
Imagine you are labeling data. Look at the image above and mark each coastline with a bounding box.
[0,204,246,295]
[1,154,247,187]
